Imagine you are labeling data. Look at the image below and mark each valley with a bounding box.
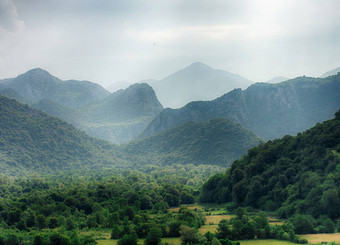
[0,67,339,245]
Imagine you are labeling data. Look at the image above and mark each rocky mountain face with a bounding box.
[148,62,252,108]
[140,74,340,140]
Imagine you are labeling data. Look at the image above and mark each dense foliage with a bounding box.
[127,118,261,166]
[0,169,208,244]
[0,95,124,175]
[201,111,340,220]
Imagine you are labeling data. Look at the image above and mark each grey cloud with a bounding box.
[0,0,23,31]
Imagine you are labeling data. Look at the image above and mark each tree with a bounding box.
[216,219,231,239]
[211,237,222,245]
[118,231,138,245]
[144,227,162,245]
[179,225,198,244]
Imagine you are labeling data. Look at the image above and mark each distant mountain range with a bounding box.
[147,62,252,108]
[141,73,340,141]
[0,95,261,175]
[266,76,289,83]
[0,69,163,144]
[320,66,340,78]
[0,68,110,108]
[125,118,262,167]
[106,81,131,92]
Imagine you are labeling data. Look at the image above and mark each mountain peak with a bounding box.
[187,62,213,70]
[23,68,52,77]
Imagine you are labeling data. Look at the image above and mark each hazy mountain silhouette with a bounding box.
[147,62,252,108]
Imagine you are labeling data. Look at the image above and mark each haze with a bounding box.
[0,0,339,87]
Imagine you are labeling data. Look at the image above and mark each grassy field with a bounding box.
[300,233,340,244]
[205,215,234,224]
[237,240,298,245]
[96,238,181,245]
[198,224,219,234]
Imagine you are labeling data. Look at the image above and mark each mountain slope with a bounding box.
[266,76,289,83]
[148,62,252,108]
[74,83,164,143]
[0,68,110,108]
[200,111,340,220]
[141,74,340,140]
[125,118,262,166]
[321,66,340,78]
[0,95,121,176]
[82,83,163,122]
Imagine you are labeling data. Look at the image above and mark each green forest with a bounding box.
[0,79,340,244]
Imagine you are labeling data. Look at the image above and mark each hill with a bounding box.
[201,111,340,220]
[141,74,340,140]
[148,62,252,108]
[266,76,289,83]
[33,84,163,144]
[320,66,340,78]
[0,68,110,108]
[0,69,164,144]
[0,95,122,176]
[125,118,262,166]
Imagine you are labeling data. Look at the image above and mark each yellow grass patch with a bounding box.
[198,224,219,234]
[97,240,118,245]
[80,230,111,240]
[169,204,205,212]
[237,239,298,245]
[161,237,182,245]
[205,215,234,224]
[300,233,340,244]
[97,238,181,245]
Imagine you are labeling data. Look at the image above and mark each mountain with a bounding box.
[106,81,131,92]
[0,68,110,108]
[140,74,340,141]
[266,76,289,83]
[0,95,122,176]
[77,83,163,143]
[148,62,252,108]
[0,88,29,104]
[82,83,163,123]
[321,66,340,78]
[33,83,163,144]
[0,69,164,144]
[200,110,340,220]
[125,118,262,166]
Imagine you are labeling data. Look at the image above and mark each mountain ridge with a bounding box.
[140,74,340,140]
[147,62,252,108]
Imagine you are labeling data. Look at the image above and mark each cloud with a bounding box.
[0,0,24,32]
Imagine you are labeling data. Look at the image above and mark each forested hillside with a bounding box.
[0,95,122,176]
[125,118,262,166]
[201,110,340,220]
[141,73,340,140]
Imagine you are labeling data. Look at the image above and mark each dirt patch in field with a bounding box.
[300,233,340,243]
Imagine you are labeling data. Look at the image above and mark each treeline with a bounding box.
[0,165,222,244]
[201,110,340,221]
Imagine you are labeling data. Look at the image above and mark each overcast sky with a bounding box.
[0,0,339,87]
